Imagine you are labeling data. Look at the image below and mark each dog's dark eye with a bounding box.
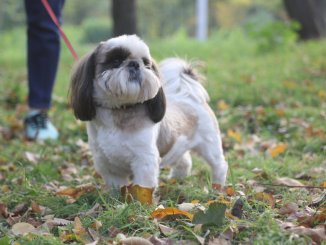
[111,58,122,68]
[142,58,150,68]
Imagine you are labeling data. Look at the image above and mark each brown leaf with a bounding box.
[231,198,244,219]
[31,200,43,214]
[44,217,73,230]
[149,236,175,245]
[273,177,304,187]
[0,203,9,218]
[298,208,326,227]
[208,237,231,245]
[286,225,326,243]
[108,226,123,238]
[12,203,29,216]
[278,202,299,215]
[310,190,326,207]
[151,207,193,220]
[56,183,96,200]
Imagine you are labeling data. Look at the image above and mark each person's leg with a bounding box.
[24,0,65,140]
[25,0,64,109]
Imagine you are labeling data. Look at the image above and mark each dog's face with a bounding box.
[70,35,165,122]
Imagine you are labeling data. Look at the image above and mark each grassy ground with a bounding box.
[0,27,325,244]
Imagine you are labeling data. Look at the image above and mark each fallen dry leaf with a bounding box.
[151,207,193,220]
[44,217,73,230]
[11,222,37,236]
[121,185,154,205]
[278,202,299,215]
[120,237,153,245]
[273,177,304,187]
[73,217,94,244]
[231,198,244,219]
[0,203,9,218]
[268,143,287,157]
[12,203,28,216]
[254,192,275,208]
[158,223,176,236]
[24,151,40,164]
[285,225,326,244]
[217,100,229,111]
[56,183,96,200]
[177,202,197,212]
[298,208,326,227]
[148,235,177,245]
[224,186,236,196]
[310,190,326,207]
[227,129,241,143]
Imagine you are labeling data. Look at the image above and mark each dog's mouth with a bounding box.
[128,70,142,84]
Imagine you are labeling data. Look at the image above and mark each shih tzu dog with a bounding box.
[70,35,228,196]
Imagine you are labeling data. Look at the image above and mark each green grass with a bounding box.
[0,27,325,244]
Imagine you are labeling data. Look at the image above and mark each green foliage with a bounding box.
[0,1,25,30]
[192,203,226,226]
[246,19,300,52]
[81,18,112,44]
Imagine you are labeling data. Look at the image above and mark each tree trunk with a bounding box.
[112,0,137,37]
[283,0,326,40]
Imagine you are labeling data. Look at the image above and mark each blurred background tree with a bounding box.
[283,0,326,40]
[0,0,325,42]
[112,0,137,36]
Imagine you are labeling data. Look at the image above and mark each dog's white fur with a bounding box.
[70,35,228,189]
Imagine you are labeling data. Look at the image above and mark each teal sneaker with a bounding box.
[24,111,59,141]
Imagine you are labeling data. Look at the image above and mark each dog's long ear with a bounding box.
[144,60,166,123]
[145,87,166,123]
[70,48,97,121]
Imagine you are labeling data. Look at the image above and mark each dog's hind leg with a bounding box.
[194,138,228,186]
[169,151,192,179]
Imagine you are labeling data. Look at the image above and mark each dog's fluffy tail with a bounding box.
[159,58,209,103]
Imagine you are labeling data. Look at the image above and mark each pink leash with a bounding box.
[41,0,79,61]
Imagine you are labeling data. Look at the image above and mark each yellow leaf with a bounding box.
[269,143,287,157]
[254,192,275,208]
[73,217,93,244]
[217,100,229,111]
[283,80,296,89]
[121,185,154,205]
[318,90,326,100]
[227,129,241,143]
[1,185,10,193]
[207,199,231,207]
[191,199,200,204]
[150,207,193,220]
[322,181,326,188]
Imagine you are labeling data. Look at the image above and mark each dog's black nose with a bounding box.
[128,61,139,70]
